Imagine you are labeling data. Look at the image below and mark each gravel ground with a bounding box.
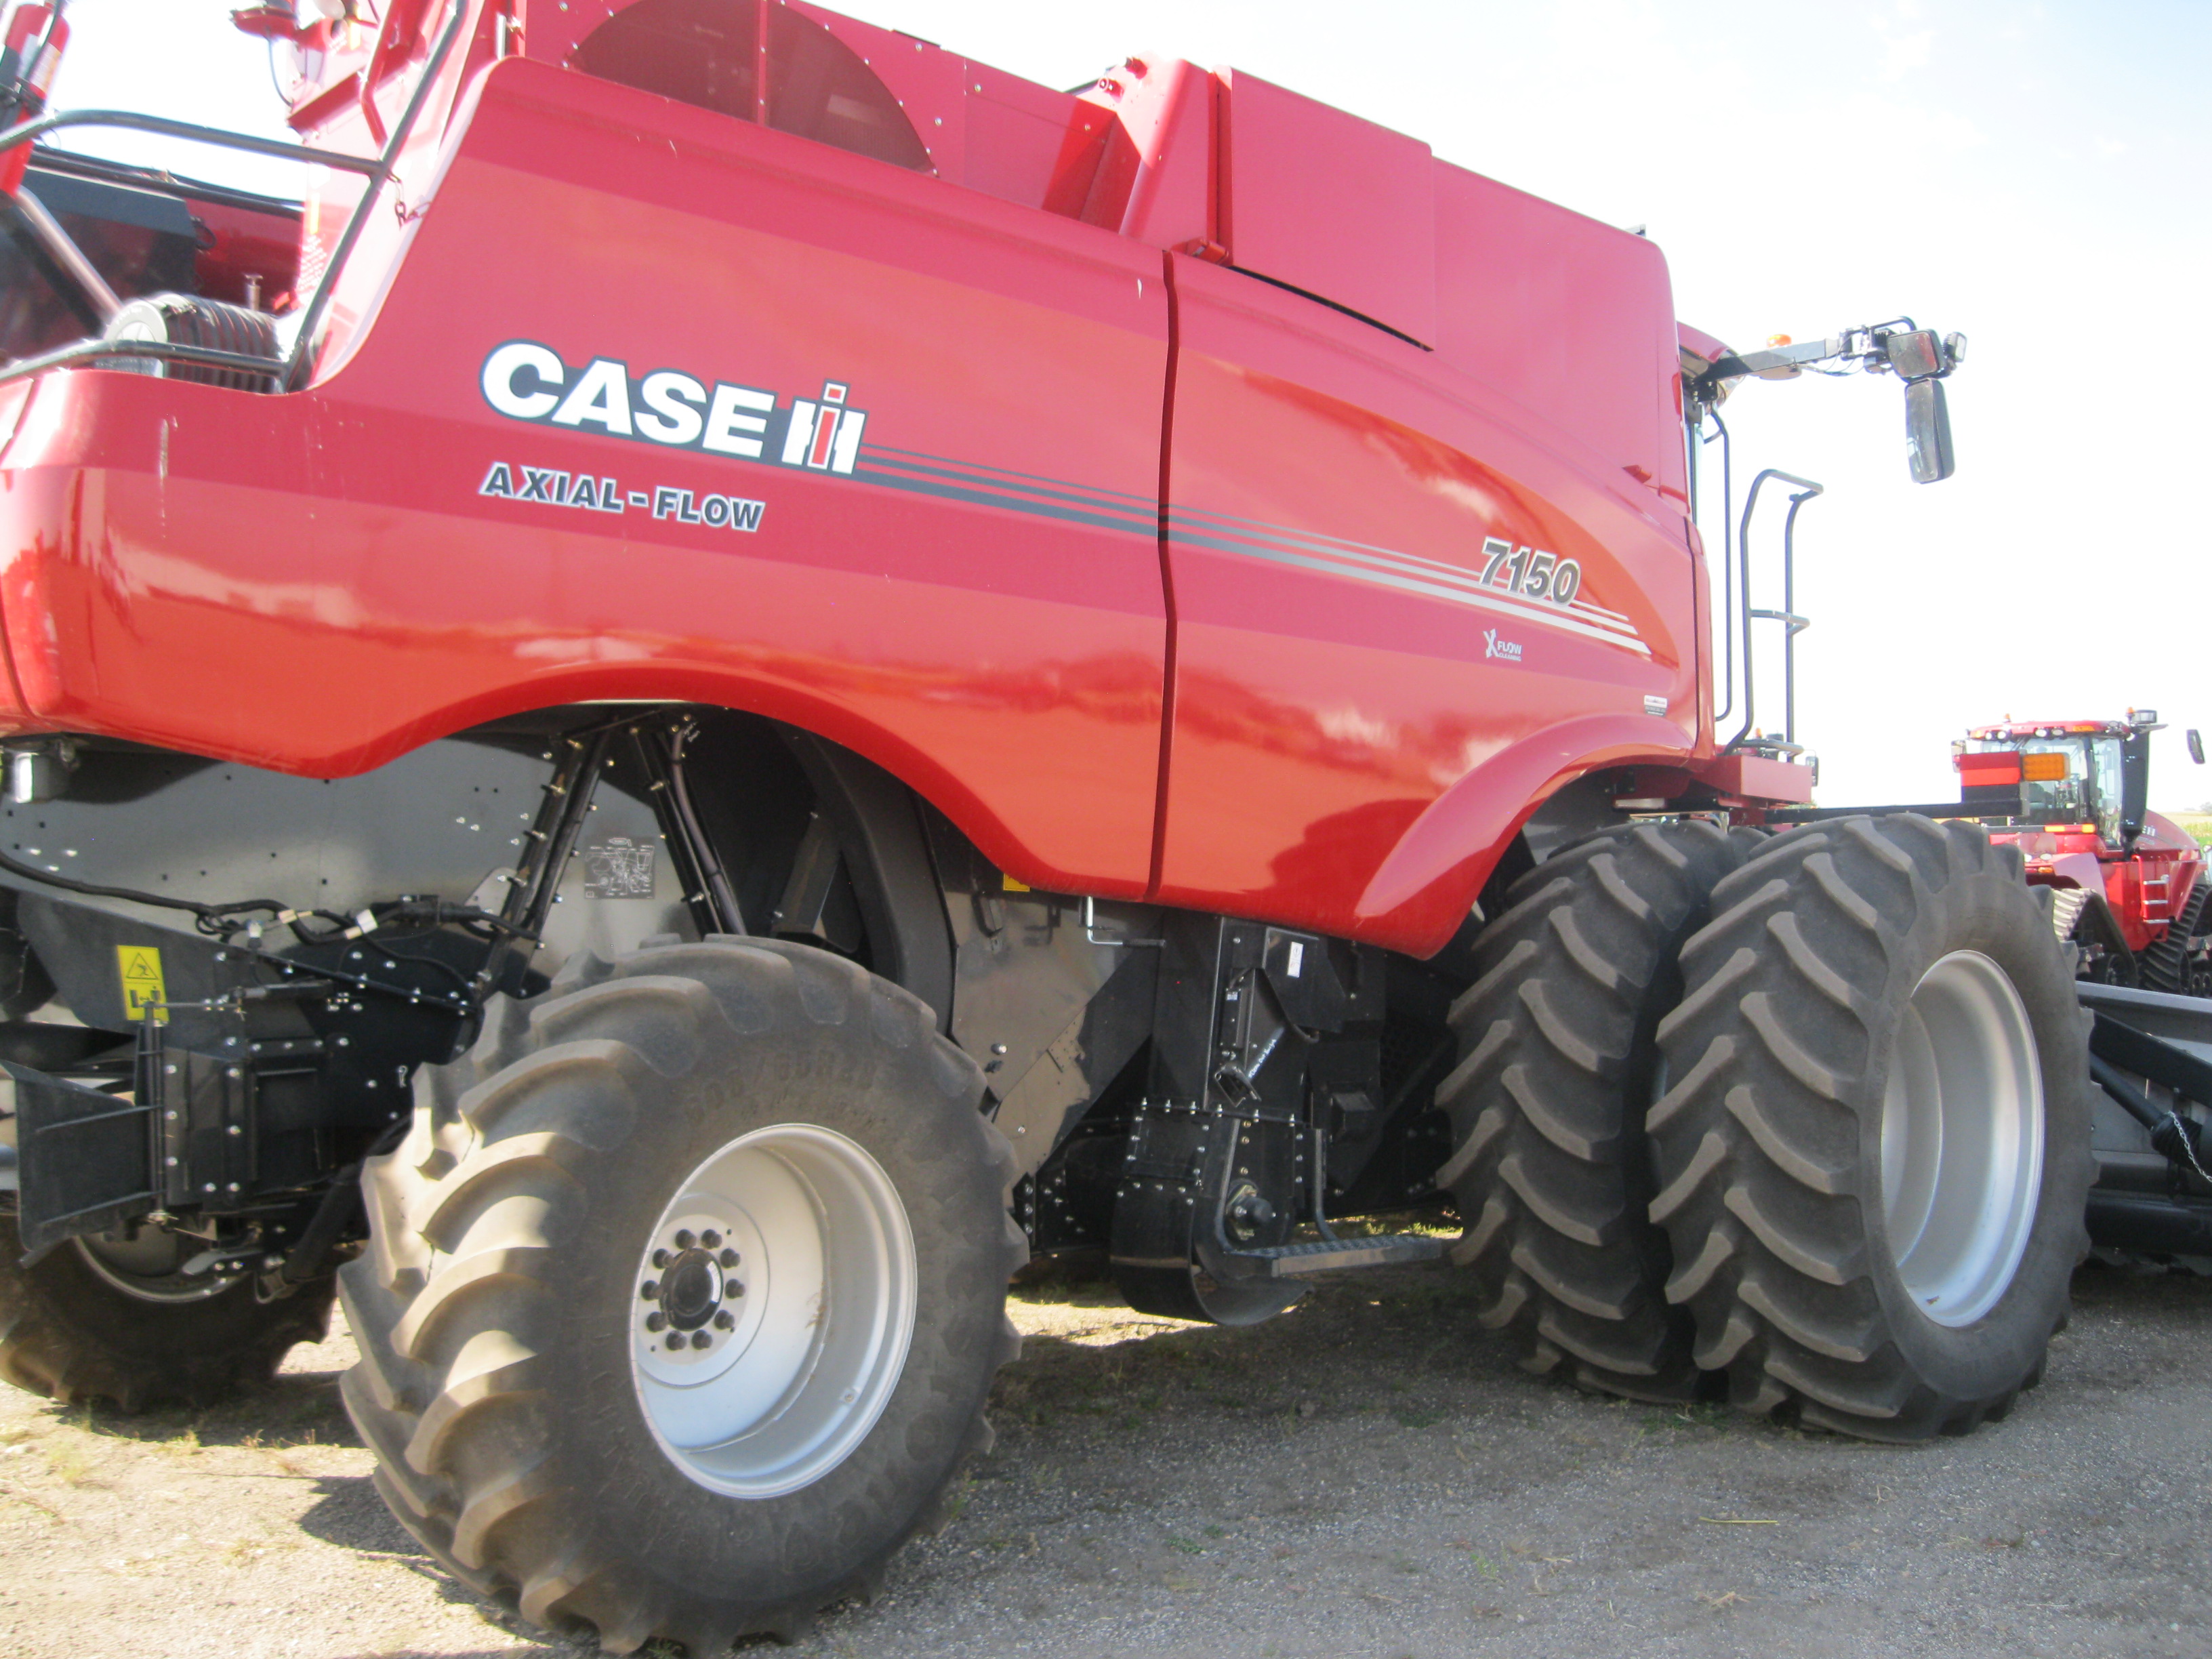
[0,1258,2205,1659]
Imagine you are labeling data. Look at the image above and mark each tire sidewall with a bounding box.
[525,1004,1006,1610]
[1855,860,2090,1396]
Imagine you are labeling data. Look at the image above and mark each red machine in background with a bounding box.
[1956,712,2210,992]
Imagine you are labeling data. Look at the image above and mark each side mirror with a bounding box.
[2190,729,2205,765]
[1906,377,1954,484]
[1884,329,1947,379]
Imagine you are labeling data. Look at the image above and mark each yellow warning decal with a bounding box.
[1000,874,1029,893]
[117,945,167,1023]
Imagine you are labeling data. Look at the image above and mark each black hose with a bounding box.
[0,842,283,929]
[664,722,745,934]
[2090,1053,2166,1132]
[277,1162,364,1288]
[2091,1054,2212,1181]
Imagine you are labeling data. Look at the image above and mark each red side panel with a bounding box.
[0,59,1170,897]
[1696,752,1816,804]
[1435,166,1687,502]
[1217,69,1436,345]
[1153,252,1696,954]
[962,62,1115,216]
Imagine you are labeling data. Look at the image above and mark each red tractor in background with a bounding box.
[1938,714,2212,1272]
[1955,713,2211,993]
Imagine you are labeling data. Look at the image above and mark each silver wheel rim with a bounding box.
[1879,950,2045,1327]
[629,1124,916,1498]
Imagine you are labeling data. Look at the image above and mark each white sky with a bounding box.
[40,1,2212,811]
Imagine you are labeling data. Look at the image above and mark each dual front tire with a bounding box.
[1444,815,2093,1440]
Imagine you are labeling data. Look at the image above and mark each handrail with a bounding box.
[1703,407,1738,729]
[0,335,287,386]
[1722,468,1823,756]
[14,183,117,319]
[0,107,384,176]
[282,0,469,390]
[0,0,472,395]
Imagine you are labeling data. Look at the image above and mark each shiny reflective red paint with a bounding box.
[0,1,1766,958]
[1993,820,2203,956]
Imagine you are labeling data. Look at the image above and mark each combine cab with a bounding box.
[1954,713,2209,991]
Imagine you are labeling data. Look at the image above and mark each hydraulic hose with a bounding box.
[0,842,284,930]
[2089,1053,2212,1182]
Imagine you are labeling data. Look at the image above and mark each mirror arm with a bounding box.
[1695,319,1963,402]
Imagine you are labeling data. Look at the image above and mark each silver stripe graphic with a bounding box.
[1169,523,1653,658]
[1166,506,1648,650]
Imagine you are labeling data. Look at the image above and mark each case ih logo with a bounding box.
[479,341,866,474]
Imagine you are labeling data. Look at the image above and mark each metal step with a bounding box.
[1225,1233,1446,1278]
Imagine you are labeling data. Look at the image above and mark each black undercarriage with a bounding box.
[0,705,1467,1320]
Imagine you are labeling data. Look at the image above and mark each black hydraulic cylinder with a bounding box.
[2089,1053,2212,1178]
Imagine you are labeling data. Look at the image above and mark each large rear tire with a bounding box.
[1436,819,1751,1401]
[340,937,1024,1652]
[0,1216,335,1410]
[1648,815,2093,1440]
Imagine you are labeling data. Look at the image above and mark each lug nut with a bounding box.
[652,1248,670,1269]
[690,1331,711,1350]
[701,1229,721,1248]
[674,1229,695,1249]
[644,1312,665,1332]
[640,1280,660,1300]
[667,1335,685,1352]
[714,1311,735,1330]
[718,1248,739,1269]
[729,1281,745,1298]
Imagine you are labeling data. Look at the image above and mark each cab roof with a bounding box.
[1969,720,2134,740]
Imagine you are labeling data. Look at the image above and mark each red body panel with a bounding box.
[1216,70,1436,345]
[0,5,1728,958]
[1155,253,1694,947]
[0,62,1171,897]
[185,192,302,312]
[1969,719,2204,955]
[1995,814,2204,955]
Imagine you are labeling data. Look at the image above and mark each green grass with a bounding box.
[2169,813,2212,847]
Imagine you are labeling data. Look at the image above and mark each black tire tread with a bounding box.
[1437,819,1753,1401]
[2140,878,2211,995]
[340,937,1024,1653]
[1648,814,2094,1442]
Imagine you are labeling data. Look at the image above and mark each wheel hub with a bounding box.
[628,1124,916,1498]
[660,1248,722,1330]
[640,1227,745,1353]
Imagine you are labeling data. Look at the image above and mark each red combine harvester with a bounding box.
[1953,713,2209,991]
[0,1,2135,1648]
